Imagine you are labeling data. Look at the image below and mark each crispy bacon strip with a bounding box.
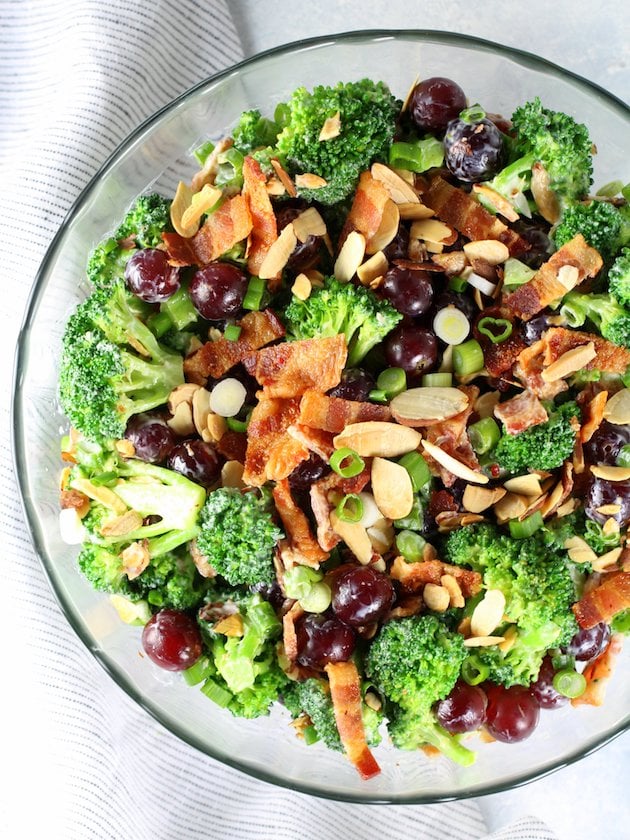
[572,571,630,629]
[190,194,253,265]
[542,327,630,375]
[494,390,548,435]
[161,231,198,266]
[341,171,390,246]
[390,555,483,598]
[325,662,381,780]
[184,310,285,384]
[265,437,310,483]
[282,601,304,662]
[310,469,371,551]
[422,175,529,255]
[243,335,347,398]
[572,635,623,707]
[286,424,335,459]
[503,234,603,321]
[298,389,391,433]
[242,156,279,283]
[514,338,568,400]
[242,396,302,486]
[273,479,328,568]
[580,390,608,443]
[423,385,479,486]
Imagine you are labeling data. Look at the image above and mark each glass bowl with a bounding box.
[13,30,630,803]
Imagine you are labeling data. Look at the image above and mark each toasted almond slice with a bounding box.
[421,439,489,484]
[206,413,227,442]
[167,400,196,436]
[602,517,620,536]
[366,198,400,254]
[463,485,506,513]
[401,73,420,114]
[99,509,144,537]
[319,110,341,141]
[330,512,373,564]
[564,536,598,565]
[270,158,297,197]
[295,173,327,189]
[498,625,519,653]
[493,492,529,523]
[220,460,245,489]
[473,389,500,420]
[592,547,623,572]
[556,264,580,291]
[432,251,467,275]
[539,482,565,519]
[555,498,579,519]
[70,478,127,515]
[397,201,435,220]
[471,589,506,637]
[464,635,505,648]
[333,421,421,457]
[603,388,630,426]
[596,503,622,515]
[192,387,213,437]
[410,218,454,244]
[291,273,312,301]
[170,181,197,237]
[541,342,596,382]
[472,184,519,222]
[435,511,486,532]
[463,239,510,265]
[291,207,327,243]
[115,439,136,458]
[390,387,469,426]
[366,519,395,554]
[531,162,561,224]
[259,222,297,279]
[213,613,245,636]
[266,176,286,196]
[168,382,201,412]
[181,183,222,230]
[591,465,630,481]
[440,574,465,609]
[357,251,388,286]
[371,457,414,520]
[422,583,450,612]
[334,230,366,282]
[371,163,419,203]
[121,540,150,580]
[503,474,542,497]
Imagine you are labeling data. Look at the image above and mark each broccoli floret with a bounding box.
[493,401,579,473]
[232,109,281,154]
[58,280,184,441]
[560,290,630,348]
[365,615,475,766]
[130,549,208,611]
[114,193,172,249]
[553,201,622,260]
[77,543,136,597]
[86,237,136,293]
[196,488,283,586]
[283,276,402,367]
[609,246,630,307]
[273,79,399,205]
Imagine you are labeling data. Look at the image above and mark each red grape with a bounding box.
[563,622,611,662]
[276,204,322,272]
[484,684,540,743]
[189,262,248,320]
[327,368,375,401]
[385,325,438,379]
[444,114,504,182]
[288,452,330,492]
[381,267,434,318]
[409,77,467,134]
[296,614,356,669]
[166,439,222,487]
[125,412,177,464]
[530,656,569,709]
[125,248,180,303]
[583,420,630,466]
[585,477,630,527]
[142,609,202,671]
[331,565,395,627]
[436,681,488,733]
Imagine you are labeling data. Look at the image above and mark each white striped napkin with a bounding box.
[0,3,558,837]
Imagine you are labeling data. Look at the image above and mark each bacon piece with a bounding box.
[423,385,479,486]
[580,390,608,443]
[297,389,391,433]
[390,555,483,599]
[542,327,630,375]
[287,424,335,459]
[282,601,304,662]
[342,171,390,246]
[325,662,381,780]
[310,469,371,551]
[243,335,347,398]
[266,437,310,483]
[161,231,199,267]
[242,156,279,283]
[514,338,568,400]
[572,634,623,707]
[421,175,529,255]
[494,390,548,435]
[190,194,253,265]
[482,330,528,378]
[572,571,630,629]
[59,488,90,516]
[184,310,286,385]
[242,396,302,486]
[273,479,328,568]
[503,235,603,321]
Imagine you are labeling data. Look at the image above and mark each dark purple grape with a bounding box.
[523,310,553,344]
[125,248,180,303]
[432,290,476,322]
[142,609,202,671]
[564,622,611,662]
[296,614,356,669]
[124,413,177,464]
[583,420,630,466]
[484,685,540,743]
[514,223,555,269]
[444,112,504,183]
[384,225,410,261]
[276,204,321,272]
[436,681,488,733]
[189,262,248,320]
[250,580,285,611]
[384,325,438,380]
[585,477,630,527]
[331,566,395,627]
[530,656,569,709]
[166,439,222,487]
[288,452,330,492]
[381,267,434,318]
[409,77,467,134]
[327,368,375,401]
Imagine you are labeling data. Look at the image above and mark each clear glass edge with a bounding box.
[10,29,630,804]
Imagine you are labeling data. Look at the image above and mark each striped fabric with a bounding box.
[0,3,556,837]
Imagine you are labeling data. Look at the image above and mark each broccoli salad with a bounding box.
[58,75,630,779]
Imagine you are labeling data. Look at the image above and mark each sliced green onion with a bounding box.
[552,669,587,699]
[460,104,486,123]
[461,654,490,686]
[448,275,468,293]
[477,316,513,344]
[193,140,215,166]
[612,608,630,634]
[226,415,250,433]
[616,444,630,468]
[398,451,431,491]
[368,389,388,403]
[421,372,453,387]
[395,529,426,562]
[89,471,119,487]
[300,581,332,613]
[550,650,575,672]
[330,447,365,478]
[503,257,536,288]
[161,284,198,330]
[453,339,484,377]
[596,180,623,197]
[242,276,266,311]
[433,305,471,345]
[388,136,444,172]
[376,367,407,398]
[335,493,364,523]
[201,678,233,707]
[509,510,544,539]
[224,324,242,342]
[147,310,173,337]
[622,368,630,389]
[284,565,322,601]
[183,656,213,686]
[468,417,500,455]
[303,725,320,746]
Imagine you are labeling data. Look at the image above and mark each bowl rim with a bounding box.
[12,28,630,804]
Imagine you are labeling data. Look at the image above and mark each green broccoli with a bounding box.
[560,290,630,348]
[365,615,475,766]
[232,109,282,154]
[58,280,184,441]
[130,549,208,611]
[493,401,579,473]
[77,542,136,598]
[196,488,283,586]
[283,276,402,367]
[86,237,136,294]
[609,246,630,307]
[553,200,622,260]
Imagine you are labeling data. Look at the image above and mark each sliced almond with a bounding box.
[330,512,373,564]
[603,517,620,536]
[115,439,136,459]
[167,400,195,436]
[503,474,542,497]
[295,173,327,189]
[366,519,395,554]
[168,382,201,413]
[440,574,465,609]
[422,583,450,612]
[410,218,455,245]
[431,250,467,275]
[539,482,565,519]
[531,162,560,224]
[463,239,510,265]
[334,230,366,282]
[221,460,245,489]
[291,273,312,301]
[170,181,197,238]
[590,465,630,481]
[266,176,286,196]
[121,540,150,580]
[99,509,144,537]
[555,498,579,518]
[181,183,222,230]
[592,547,623,572]
[366,198,400,254]
[319,110,341,141]
[556,264,580,291]
[596,503,622,516]
[291,207,327,242]
[401,74,420,114]
[564,536,598,565]
[463,485,506,513]
[371,163,419,203]
[357,251,388,286]
[473,389,500,420]
[493,492,529,523]
[333,421,421,457]
[258,222,297,279]
[421,440,489,484]
[397,201,435,220]
[472,184,519,222]
[541,342,596,382]
[435,511,485,532]
[390,387,469,426]
[371,457,414,520]
[192,387,213,437]
[270,158,297,197]
[471,589,506,637]
[603,388,630,426]
[203,413,227,443]
[463,635,505,648]
[498,625,519,653]
[214,614,245,636]
[70,478,127,515]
